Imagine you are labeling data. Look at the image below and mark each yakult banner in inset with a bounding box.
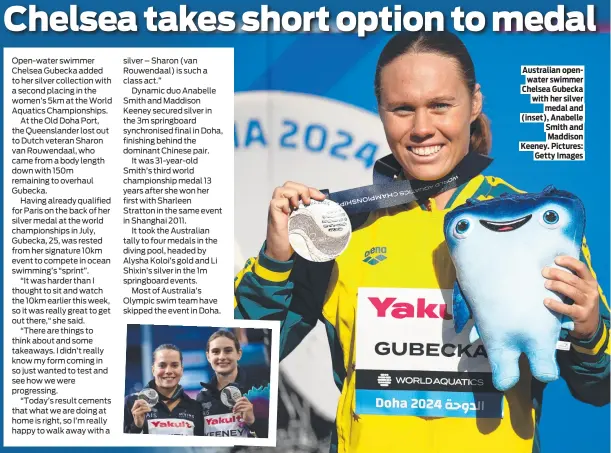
[204,413,250,437]
[147,419,195,436]
[355,287,503,418]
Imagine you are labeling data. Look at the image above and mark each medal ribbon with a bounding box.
[322,152,492,215]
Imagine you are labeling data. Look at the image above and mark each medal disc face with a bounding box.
[288,199,352,262]
[220,385,242,408]
[138,388,159,408]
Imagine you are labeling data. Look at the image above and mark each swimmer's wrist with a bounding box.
[253,242,294,284]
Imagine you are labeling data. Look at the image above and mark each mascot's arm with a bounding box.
[234,242,333,360]
[557,238,610,406]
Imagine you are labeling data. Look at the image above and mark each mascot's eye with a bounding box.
[453,219,472,239]
[456,219,470,233]
[543,210,559,224]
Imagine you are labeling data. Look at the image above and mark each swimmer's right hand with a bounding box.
[131,399,151,428]
[266,182,326,262]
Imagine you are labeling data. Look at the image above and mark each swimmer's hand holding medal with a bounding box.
[221,385,256,427]
[269,154,492,262]
[131,388,159,429]
[266,182,349,263]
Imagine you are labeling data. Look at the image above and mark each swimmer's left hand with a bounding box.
[233,396,255,425]
[542,255,600,340]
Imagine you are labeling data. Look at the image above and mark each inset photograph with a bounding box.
[123,323,276,445]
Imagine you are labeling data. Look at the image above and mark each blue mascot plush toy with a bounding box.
[443,186,584,391]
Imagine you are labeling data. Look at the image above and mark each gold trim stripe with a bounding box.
[573,323,608,356]
[254,263,291,282]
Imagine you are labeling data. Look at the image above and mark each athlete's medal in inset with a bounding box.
[220,385,242,408]
[137,388,159,408]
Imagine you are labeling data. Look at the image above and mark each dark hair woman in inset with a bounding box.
[124,344,204,435]
[197,330,269,439]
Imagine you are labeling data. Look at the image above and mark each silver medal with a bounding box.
[288,199,352,262]
[220,385,242,408]
[137,388,159,408]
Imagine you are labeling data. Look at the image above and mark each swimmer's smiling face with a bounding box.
[152,349,183,393]
[378,52,482,181]
[207,336,242,376]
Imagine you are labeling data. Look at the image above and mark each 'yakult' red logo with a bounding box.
[369,297,452,320]
[206,414,243,426]
[150,420,194,428]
